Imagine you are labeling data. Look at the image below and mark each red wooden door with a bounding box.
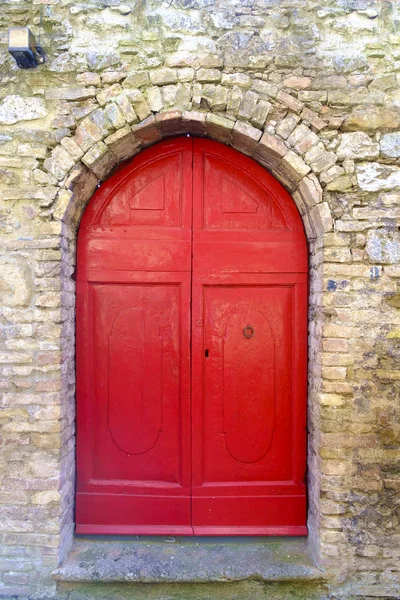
[191,140,308,535]
[76,138,193,534]
[76,137,308,535]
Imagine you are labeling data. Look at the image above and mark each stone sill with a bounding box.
[53,535,325,584]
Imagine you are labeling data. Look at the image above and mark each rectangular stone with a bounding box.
[103,103,126,130]
[82,141,117,180]
[231,121,262,156]
[277,90,304,114]
[252,131,287,170]
[132,116,161,146]
[273,150,311,191]
[105,126,141,162]
[149,68,178,85]
[155,111,182,137]
[301,107,328,131]
[116,95,138,125]
[182,111,206,136]
[43,146,75,181]
[205,114,234,144]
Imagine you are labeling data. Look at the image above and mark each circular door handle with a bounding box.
[242,324,254,338]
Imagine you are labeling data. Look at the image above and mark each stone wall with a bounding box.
[0,0,399,598]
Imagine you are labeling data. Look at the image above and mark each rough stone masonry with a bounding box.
[0,0,400,598]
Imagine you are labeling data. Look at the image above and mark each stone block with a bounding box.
[101,71,126,85]
[33,169,57,186]
[0,95,47,125]
[252,79,278,98]
[324,248,352,263]
[163,85,177,108]
[337,132,379,160]
[124,70,150,88]
[343,106,400,131]
[165,52,197,68]
[205,113,234,144]
[238,90,259,120]
[182,111,207,136]
[298,174,322,209]
[52,190,73,222]
[298,91,328,102]
[288,124,319,155]
[197,54,224,69]
[292,190,307,216]
[74,111,110,153]
[116,95,138,124]
[155,111,182,137]
[103,103,126,130]
[132,116,162,146]
[357,162,400,191]
[65,164,98,220]
[133,98,152,121]
[0,260,32,307]
[252,132,287,170]
[147,86,164,112]
[366,230,400,264]
[305,143,337,174]
[276,90,304,114]
[326,175,353,192]
[283,76,311,90]
[231,121,262,156]
[18,144,47,159]
[82,141,117,180]
[149,68,178,85]
[273,150,311,191]
[300,107,328,132]
[178,68,195,83]
[320,165,345,185]
[60,137,84,161]
[201,84,229,111]
[77,72,101,86]
[276,114,301,139]
[251,100,272,129]
[221,73,251,88]
[96,84,123,107]
[227,86,243,116]
[309,202,334,235]
[197,68,221,83]
[43,146,75,181]
[105,126,141,162]
[380,132,400,158]
[46,86,96,101]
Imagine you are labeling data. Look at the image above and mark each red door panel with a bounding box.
[76,137,308,536]
[191,139,308,535]
[76,139,193,534]
[108,305,162,456]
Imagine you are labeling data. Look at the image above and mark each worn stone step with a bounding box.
[57,579,330,600]
[53,536,328,599]
[53,536,324,584]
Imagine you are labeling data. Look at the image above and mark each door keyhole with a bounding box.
[205,349,209,358]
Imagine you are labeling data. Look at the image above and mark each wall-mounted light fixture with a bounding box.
[8,27,46,69]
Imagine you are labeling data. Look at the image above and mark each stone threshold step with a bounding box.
[53,536,325,584]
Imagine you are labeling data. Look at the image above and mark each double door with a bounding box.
[76,137,308,535]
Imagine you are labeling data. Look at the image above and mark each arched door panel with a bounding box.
[191,140,307,534]
[76,139,193,534]
[76,137,308,535]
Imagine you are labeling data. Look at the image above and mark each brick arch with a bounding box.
[54,109,329,566]
[52,110,332,241]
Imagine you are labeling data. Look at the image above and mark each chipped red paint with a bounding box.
[76,137,308,536]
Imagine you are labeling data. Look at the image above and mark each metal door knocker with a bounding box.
[242,324,254,338]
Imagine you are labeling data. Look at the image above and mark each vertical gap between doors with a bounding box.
[189,135,195,535]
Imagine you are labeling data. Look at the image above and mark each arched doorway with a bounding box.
[75,137,308,536]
